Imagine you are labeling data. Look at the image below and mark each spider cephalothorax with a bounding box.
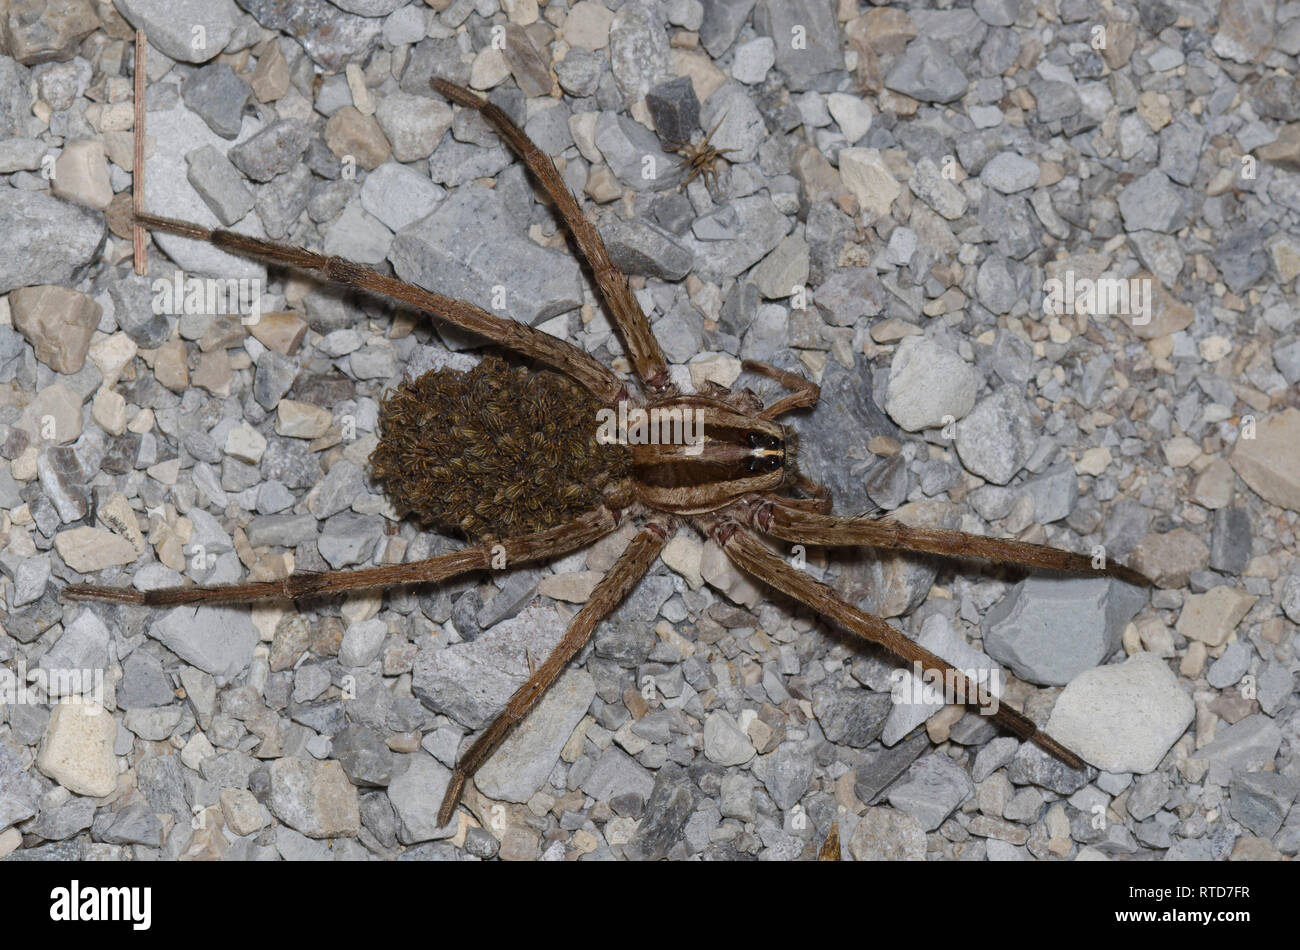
[371,356,629,541]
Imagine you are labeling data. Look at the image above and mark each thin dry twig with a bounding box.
[132,28,146,275]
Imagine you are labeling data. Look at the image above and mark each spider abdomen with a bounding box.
[370,356,629,541]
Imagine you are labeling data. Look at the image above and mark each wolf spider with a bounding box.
[67,78,1150,831]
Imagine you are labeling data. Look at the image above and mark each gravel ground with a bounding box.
[1,0,1298,862]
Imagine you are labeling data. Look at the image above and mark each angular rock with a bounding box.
[36,702,118,797]
[391,187,582,326]
[983,577,1147,686]
[0,188,106,294]
[268,757,360,838]
[1229,409,1300,512]
[887,754,973,831]
[885,337,981,432]
[147,605,257,684]
[386,753,456,843]
[1045,653,1193,774]
[476,669,594,804]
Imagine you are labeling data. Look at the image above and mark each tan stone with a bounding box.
[324,106,391,171]
[1258,124,1300,170]
[1175,586,1257,647]
[538,570,603,603]
[1128,278,1194,339]
[1230,409,1300,512]
[9,284,101,373]
[1190,458,1235,509]
[88,331,138,388]
[191,348,233,396]
[1,0,98,65]
[37,702,118,798]
[18,383,83,445]
[838,147,900,217]
[1100,19,1137,70]
[276,399,332,438]
[249,310,308,355]
[1130,528,1210,588]
[152,336,189,393]
[91,386,127,435]
[55,525,139,572]
[251,40,290,102]
[661,532,703,588]
[52,139,113,210]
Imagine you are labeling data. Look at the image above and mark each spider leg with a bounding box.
[430,79,672,396]
[701,516,1087,769]
[130,212,623,404]
[438,520,668,826]
[63,509,617,607]
[748,498,1151,587]
[818,821,841,861]
[742,360,821,419]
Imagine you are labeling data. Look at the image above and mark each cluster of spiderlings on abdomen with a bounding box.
[370,356,630,542]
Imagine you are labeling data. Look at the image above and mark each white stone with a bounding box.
[52,140,113,210]
[181,731,216,771]
[661,532,703,589]
[1075,446,1112,476]
[340,618,387,668]
[224,421,267,463]
[703,710,755,765]
[1045,652,1193,774]
[687,353,742,389]
[700,540,763,607]
[731,37,775,84]
[827,92,873,143]
[470,47,510,89]
[884,337,981,432]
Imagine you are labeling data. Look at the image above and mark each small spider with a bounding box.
[666,114,736,193]
[67,78,1150,833]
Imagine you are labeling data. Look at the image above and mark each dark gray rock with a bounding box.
[1228,772,1298,837]
[811,686,894,748]
[604,216,695,281]
[1209,507,1251,574]
[646,76,699,145]
[624,763,694,860]
[595,575,674,666]
[228,119,311,182]
[181,63,251,139]
[333,724,395,787]
[754,0,843,90]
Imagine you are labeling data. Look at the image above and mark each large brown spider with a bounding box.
[67,78,1150,831]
